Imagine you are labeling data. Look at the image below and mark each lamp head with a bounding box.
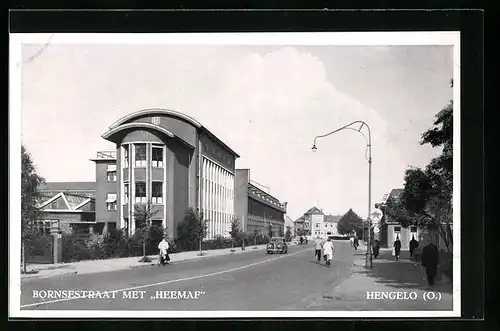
[311,144,317,152]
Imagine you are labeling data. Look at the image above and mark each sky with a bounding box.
[20,41,453,220]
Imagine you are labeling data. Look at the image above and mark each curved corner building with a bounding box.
[99,108,240,239]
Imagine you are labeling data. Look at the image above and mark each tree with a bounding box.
[384,88,453,252]
[176,208,208,255]
[229,218,241,249]
[21,145,45,273]
[337,209,364,237]
[133,200,160,262]
[285,226,292,242]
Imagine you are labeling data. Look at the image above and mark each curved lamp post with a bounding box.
[311,120,373,268]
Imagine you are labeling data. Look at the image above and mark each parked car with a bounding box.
[267,237,288,254]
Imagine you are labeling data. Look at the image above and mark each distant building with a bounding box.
[284,215,294,236]
[378,188,419,249]
[294,207,343,238]
[234,169,287,237]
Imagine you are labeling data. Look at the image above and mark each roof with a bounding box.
[324,215,342,223]
[40,182,96,192]
[294,216,305,223]
[389,188,404,199]
[248,183,286,212]
[304,206,324,215]
[104,108,240,158]
[37,191,95,212]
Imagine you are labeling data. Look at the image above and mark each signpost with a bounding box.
[370,208,383,241]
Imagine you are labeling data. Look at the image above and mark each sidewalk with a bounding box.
[308,247,453,311]
[21,243,277,280]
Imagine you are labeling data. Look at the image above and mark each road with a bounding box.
[21,241,357,311]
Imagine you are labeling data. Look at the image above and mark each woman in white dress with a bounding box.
[322,238,334,266]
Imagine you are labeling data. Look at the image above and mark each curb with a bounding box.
[22,244,272,280]
[21,270,78,280]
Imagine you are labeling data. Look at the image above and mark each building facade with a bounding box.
[36,191,97,234]
[294,207,342,239]
[234,169,287,237]
[98,108,239,239]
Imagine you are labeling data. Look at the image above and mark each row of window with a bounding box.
[123,144,164,168]
[315,223,336,228]
[105,181,165,210]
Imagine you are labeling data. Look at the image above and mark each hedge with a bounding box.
[61,227,273,263]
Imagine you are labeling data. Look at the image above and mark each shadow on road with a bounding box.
[354,251,453,294]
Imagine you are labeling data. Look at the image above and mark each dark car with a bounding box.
[267,237,288,254]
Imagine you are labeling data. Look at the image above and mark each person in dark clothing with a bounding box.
[409,235,419,257]
[421,241,440,287]
[372,240,381,259]
[393,236,402,260]
[353,237,359,250]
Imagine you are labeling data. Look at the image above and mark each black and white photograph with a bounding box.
[10,31,460,318]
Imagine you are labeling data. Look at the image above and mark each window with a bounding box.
[411,226,417,233]
[106,164,117,181]
[135,182,147,203]
[106,193,117,210]
[124,183,129,203]
[316,223,320,228]
[152,146,163,168]
[123,145,129,167]
[152,181,163,204]
[35,220,58,235]
[394,226,401,232]
[135,144,147,167]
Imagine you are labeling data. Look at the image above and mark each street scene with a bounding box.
[12,32,458,316]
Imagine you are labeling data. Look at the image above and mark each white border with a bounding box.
[10,32,461,318]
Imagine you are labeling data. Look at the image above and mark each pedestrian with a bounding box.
[299,236,304,245]
[353,237,359,250]
[420,236,440,287]
[313,236,323,263]
[409,235,419,258]
[158,237,170,266]
[372,239,380,259]
[393,235,401,260]
[350,236,354,247]
[322,237,334,266]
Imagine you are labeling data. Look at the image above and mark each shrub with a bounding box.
[62,232,93,262]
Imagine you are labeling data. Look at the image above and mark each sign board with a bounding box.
[370,208,383,223]
[151,116,161,125]
[373,227,380,234]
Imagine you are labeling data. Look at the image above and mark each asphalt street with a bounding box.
[21,241,357,311]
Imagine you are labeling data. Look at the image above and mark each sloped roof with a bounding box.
[40,182,96,192]
[389,188,404,199]
[294,216,305,223]
[324,214,342,223]
[304,206,324,215]
[37,191,95,211]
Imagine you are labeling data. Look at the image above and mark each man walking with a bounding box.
[421,236,440,287]
[313,236,323,263]
[393,235,402,260]
[322,237,334,267]
[409,235,419,258]
[353,237,359,251]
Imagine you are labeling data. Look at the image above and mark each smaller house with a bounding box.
[379,188,419,249]
[36,191,98,235]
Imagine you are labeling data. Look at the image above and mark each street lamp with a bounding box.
[311,120,373,268]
